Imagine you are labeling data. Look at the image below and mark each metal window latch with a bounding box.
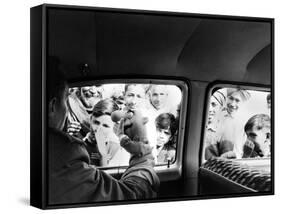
[167,158,171,168]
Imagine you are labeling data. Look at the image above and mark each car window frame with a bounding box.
[68,78,189,182]
[200,83,271,165]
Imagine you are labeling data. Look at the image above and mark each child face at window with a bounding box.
[90,114,117,157]
[91,115,115,137]
[246,126,271,156]
[156,128,172,148]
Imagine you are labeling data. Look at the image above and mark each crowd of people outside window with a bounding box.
[204,87,271,161]
[65,83,182,166]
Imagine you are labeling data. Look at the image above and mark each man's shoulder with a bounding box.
[48,128,87,157]
[48,128,90,167]
[49,128,85,146]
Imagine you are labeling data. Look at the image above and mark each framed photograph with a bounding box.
[30,4,274,209]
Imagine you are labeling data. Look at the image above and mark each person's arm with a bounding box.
[49,129,159,204]
[49,142,158,204]
[218,140,236,159]
[242,139,255,158]
[205,144,220,160]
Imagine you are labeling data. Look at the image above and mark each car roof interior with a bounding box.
[27,5,274,207]
[48,7,271,85]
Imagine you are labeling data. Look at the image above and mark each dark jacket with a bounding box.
[48,128,159,205]
[84,138,102,166]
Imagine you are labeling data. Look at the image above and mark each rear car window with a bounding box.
[202,87,271,165]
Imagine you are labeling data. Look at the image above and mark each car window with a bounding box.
[65,83,183,168]
[202,87,271,170]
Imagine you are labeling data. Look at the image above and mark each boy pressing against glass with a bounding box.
[155,113,178,163]
[242,114,271,158]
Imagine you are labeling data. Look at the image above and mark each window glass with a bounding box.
[203,87,271,164]
[66,83,183,168]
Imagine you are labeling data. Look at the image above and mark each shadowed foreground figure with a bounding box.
[47,58,159,204]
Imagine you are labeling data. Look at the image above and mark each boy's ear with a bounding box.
[48,97,57,114]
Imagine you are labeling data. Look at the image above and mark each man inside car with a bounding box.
[47,59,159,204]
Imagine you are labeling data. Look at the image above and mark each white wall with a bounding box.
[0,0,279,213]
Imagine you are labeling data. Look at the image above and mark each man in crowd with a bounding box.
[225,88,250,118]
[47,60,159,204]
[219,88,251,158]
[123,84,146,112]
[204,88,251,160]
[123,84,166,162]
[66,85,104,139]
[204,89,229,160]
[146,85,168,114]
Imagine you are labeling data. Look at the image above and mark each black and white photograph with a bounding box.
[30,4,273,208]
[1,0,280,213]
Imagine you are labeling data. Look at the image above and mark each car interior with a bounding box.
[44,4,272,201]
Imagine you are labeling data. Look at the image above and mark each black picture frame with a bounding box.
[30,4,274,209]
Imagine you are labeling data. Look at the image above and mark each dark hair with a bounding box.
[155,113,178,148]
[92,98,119,118]
[244,114,270,134]
[155,113,177,136]
[47,56,67,103]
